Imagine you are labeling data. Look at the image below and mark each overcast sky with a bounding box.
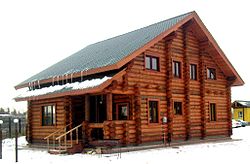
[0,0,249,112]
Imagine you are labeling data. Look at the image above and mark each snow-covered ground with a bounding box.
[1,127,249,164]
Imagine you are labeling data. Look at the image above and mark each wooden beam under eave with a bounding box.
[106,93,113,121]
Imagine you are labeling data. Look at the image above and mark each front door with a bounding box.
[71,96,85,127]
[89,95,107,123]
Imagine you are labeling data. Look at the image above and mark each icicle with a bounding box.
[32,81,35,90]
[38,80,41,89]
[66,74,68,84]
[81,71,83,82]
[62,75,64,85]
[57,76,60,85]
[52,77,54,86]
[28,82,31,91]
[71,73,73,83]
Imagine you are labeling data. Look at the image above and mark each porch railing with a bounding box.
[55,123,83,151]
[44,123,71,151]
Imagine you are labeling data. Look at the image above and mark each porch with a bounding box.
[44,93,138,153]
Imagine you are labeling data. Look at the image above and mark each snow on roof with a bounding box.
[234,100,250,107]
[15,76,111,99]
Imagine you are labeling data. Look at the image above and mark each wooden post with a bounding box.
[106,93,113,121]
[85,95,90,122]
[134,84,141,145]
[69,97,73,129]
[27,101,32,143]
[199,50,206,139]
[184,30,191,140]
[166,38,173,144]
[226,82,232,137]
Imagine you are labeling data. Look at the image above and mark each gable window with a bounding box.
[115,103,129,120]
[149,100,159,123]
[207,68,216,80]
[190,64,197,80]
[145,55,159,71]
[174,101,182,115]
[209,103,216,121]
[173,61,181,78]
[42,105,56,126]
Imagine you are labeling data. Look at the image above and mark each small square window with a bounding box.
[173,61,181,78]
[174,102,182,115]
[207,68,216,80]
[190,64,197,80]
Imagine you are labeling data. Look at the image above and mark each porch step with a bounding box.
[48,149,67,154]
[48,142,84,154]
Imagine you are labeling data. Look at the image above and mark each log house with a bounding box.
[14,11,243,152]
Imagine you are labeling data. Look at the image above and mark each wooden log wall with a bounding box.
[103,120,136,145]
[127,37,168,143]
[169,28,186,140]
[185,28,202,139]
[113,94,133,120]
[204,51,229,136]
[28,97,67,143]
[123,23,232,143]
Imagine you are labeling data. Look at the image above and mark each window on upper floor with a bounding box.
[207,68,216,80]
[145,55,159,71]
[209,103,216,121]
[190,64,197,80]
[42,105,56,126]
[173,61,181,78]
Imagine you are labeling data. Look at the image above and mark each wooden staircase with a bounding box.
[44,123,84,154]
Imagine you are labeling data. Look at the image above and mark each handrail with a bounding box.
[56,123,82,140]
[55,123,83,152]
[44,123,71,140]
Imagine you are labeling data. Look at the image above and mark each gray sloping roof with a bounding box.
[234,101,250,107]
[18,12,192,86]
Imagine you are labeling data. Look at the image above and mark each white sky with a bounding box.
[0,0,249,112]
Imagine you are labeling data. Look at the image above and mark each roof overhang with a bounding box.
[14,69,126,102]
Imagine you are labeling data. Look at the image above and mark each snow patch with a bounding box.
[16,76,111,98]
[1,127,250,164]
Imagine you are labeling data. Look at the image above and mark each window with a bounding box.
[174,102,182,115]
[190,64,197,80]
[238,111,243,119]
[207,68,216,80]
[115,103,129,120]
[42,105,56,126]
[149,101,159,123]
[145,55,159,71]
[209,103,216,121]
[173,61,181,78]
